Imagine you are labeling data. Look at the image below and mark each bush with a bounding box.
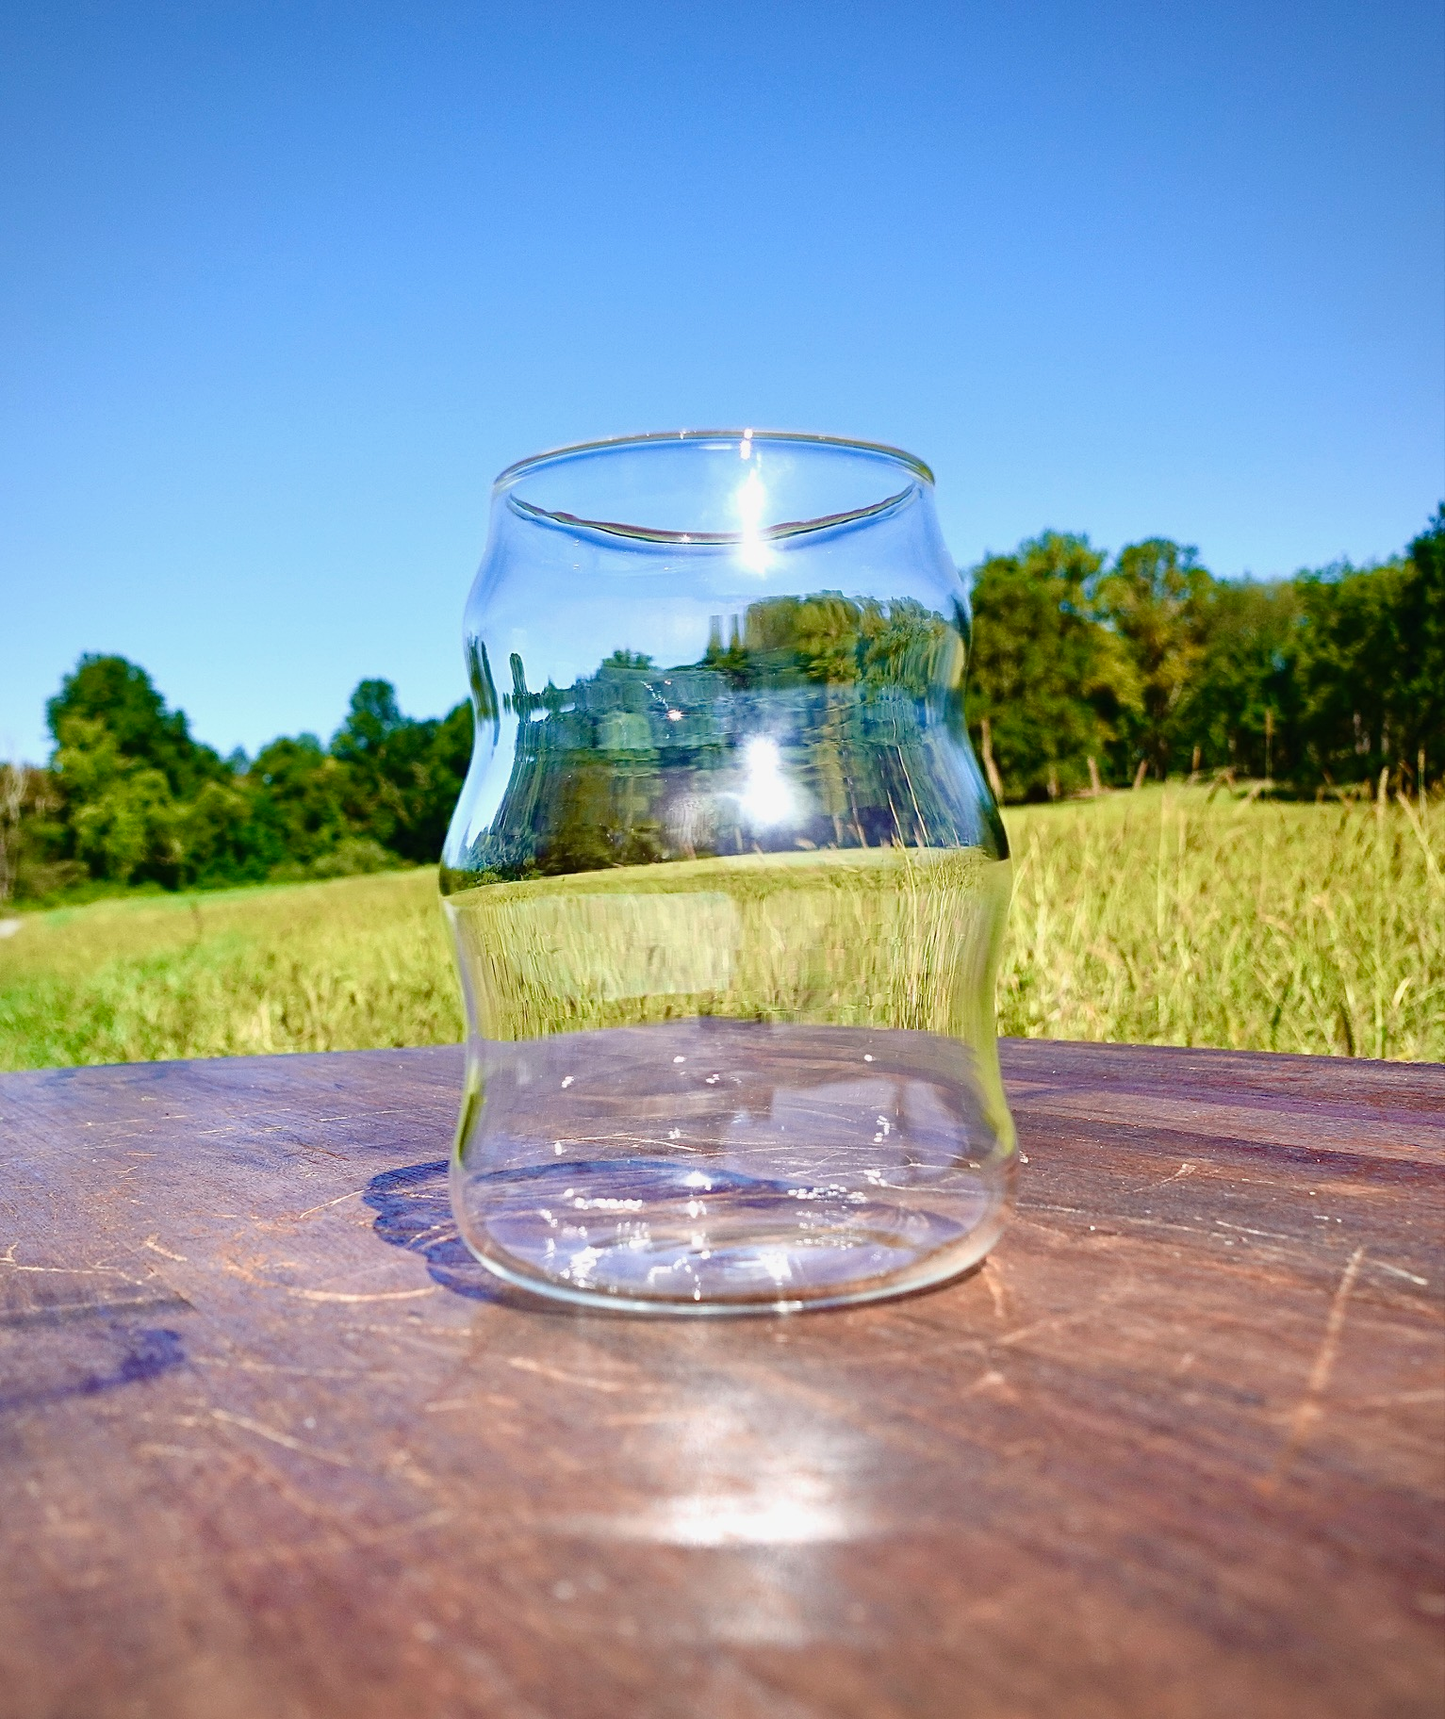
[308,837,399,878]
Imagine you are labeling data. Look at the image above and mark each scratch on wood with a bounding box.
[1369,1259,1429,1287]
[993,1272,1136,1350]
[994,1307,1100,1349]
[211,1407,359,1468]
[191,1356,408,1380]
[0,1292,192,1330]
[1260,1245,1366,1495]
[286,1285,438,1303]
[293,1190,364,1221]
[507,1356,627,1393]
[1338,1388,1445,1409]
[961,1369,1018,1402]
[1215,1220,1296,1243]
[0,1253,133,1277]
[225,1507,456,1570]
[141,1235,188,1262]
[981,1258,1010,1321]
[599,1410,703,1426]
[218,1255,273,1284]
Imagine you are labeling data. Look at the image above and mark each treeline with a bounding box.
[968,507,1443,802]
[0,663,471,901]
[1,507,1439,903]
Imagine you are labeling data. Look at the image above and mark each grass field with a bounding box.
[1,786,1440,1070]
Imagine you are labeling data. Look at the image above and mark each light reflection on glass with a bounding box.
[735,453,771,575]
[736,734,796,829]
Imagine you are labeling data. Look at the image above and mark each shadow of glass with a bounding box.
[362,1160,504,1302]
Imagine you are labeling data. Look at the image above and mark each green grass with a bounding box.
[0,870,461,1069]
[448,845,1008,1042]
[998,787,1443,1060]
[1,787,1440,1070]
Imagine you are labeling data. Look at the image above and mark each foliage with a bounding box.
[9,655,473,900]
[1290,507,1445,787]
[1093,537,1210,779]
[3,506,1440,902]
[966,533,1136,800]
[330,678,473,863]
[47,655,230,800]
[0,762,71,904]
[966,506,1443,799]
[1169,578,1300,779]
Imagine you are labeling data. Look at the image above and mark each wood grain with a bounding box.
[0,1039,1440,1719]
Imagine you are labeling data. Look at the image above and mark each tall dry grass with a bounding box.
[0,870,461,1069]
[0,788,1439,1070]
[998,786,1443,1059]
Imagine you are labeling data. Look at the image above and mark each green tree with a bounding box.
[967,533,1136,800]
[42,655,255,886]
[330,679,473,863]
[0,761,68,902]
[1173,578,1301,779]
[175,777,271,887]
[247,734,349,867]
[46,655,227,799]
[1095,539,1212,779]
[51,715,180,884]
[1290,511,1444,788]
[1401,506,1445,780]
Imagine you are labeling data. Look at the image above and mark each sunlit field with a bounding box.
[1,787,1440,1071]
[999,787,1442,1060]
[0,869,459,1069]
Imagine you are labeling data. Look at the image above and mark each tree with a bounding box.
[330,679,473,863]
[41,655,252,886]
[1286,510,1443,789]
[23,655,479,897]
[967,534,1136,800]
[1172,578,1300,779]
[1396,506,1444,781]
[246,734,348,867]
[0,762,65,902]
[331,679,406,763]
[175,778,271,887]
[51,716,180,884]
[46,655,227,799]
[1095,539,1211,779]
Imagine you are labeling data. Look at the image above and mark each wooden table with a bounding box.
[1,1041,1441,1719]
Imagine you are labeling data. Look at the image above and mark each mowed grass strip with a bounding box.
[0,788,1440,1070]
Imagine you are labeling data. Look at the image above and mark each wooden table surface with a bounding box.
[1,1040,1441,1719]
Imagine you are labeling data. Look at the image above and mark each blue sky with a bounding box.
[2,0,1441,762]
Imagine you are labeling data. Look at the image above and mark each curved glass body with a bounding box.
[442,430,1015,1314]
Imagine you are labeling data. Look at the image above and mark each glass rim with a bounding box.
[493,429,935,546]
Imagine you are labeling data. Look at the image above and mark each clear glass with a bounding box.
[442,430,1015,1315]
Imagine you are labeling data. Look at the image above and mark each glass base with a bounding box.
[451,1018,1012,1315]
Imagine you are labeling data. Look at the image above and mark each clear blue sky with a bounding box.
[2,0,1441,762]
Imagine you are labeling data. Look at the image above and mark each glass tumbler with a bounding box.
[442,430,1015,1314]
